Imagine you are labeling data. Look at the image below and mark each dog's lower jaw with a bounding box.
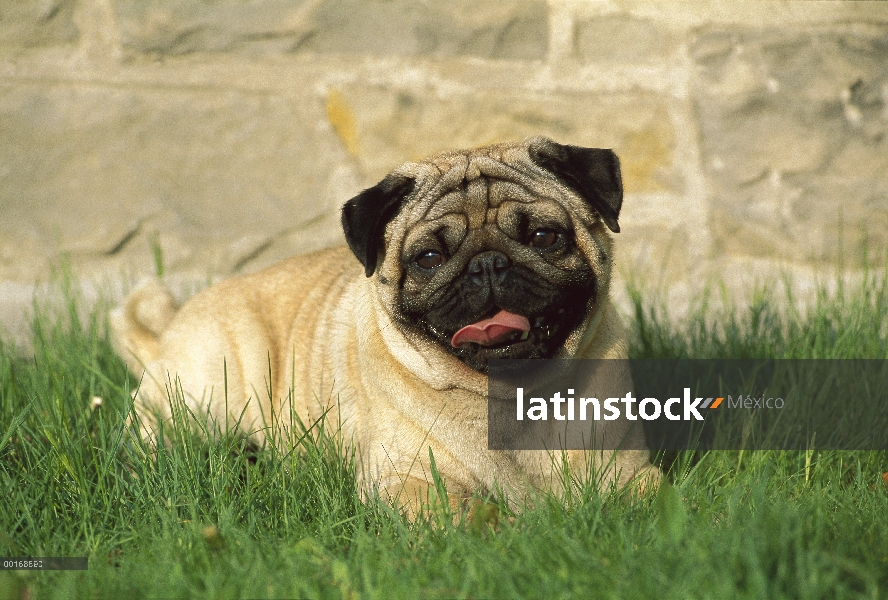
[414,312,589,373]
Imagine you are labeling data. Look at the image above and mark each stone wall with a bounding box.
[2,0,887,347]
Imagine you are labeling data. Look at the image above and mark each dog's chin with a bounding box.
[456,339,557,373]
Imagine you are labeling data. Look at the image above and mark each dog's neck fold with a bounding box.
[360,276,489,394]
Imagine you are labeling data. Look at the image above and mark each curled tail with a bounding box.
[110,279,179,375]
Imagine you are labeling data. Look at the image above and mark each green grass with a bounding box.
[1,270,887,599]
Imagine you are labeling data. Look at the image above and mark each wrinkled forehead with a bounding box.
[392,147,572,228]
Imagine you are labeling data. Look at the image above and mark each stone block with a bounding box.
[692,25,888,263]
[117,0,548,60]
[0,0,78,48]
[574,15,680,64]
[0,82,354,282]
[116,0,313,56]
[328,86,679,194]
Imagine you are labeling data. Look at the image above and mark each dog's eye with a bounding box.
[529,228,559,249]
[416,250,445,269]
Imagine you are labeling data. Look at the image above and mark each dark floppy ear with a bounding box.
[528,139,623,233]
[341,174,416,277]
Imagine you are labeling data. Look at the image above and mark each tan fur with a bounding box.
[111,138,658,515]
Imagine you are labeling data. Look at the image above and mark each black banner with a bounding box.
[488,359,888,450]
[1,557,88,570]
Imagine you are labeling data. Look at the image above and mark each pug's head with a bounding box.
[341,137,623,372]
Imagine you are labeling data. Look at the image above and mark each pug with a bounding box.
[111,137,658,515]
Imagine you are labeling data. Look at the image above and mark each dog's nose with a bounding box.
[468,251,511,285]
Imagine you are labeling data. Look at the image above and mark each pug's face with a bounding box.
[342,137,624,373]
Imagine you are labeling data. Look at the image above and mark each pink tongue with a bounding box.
[451,310,531,348]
